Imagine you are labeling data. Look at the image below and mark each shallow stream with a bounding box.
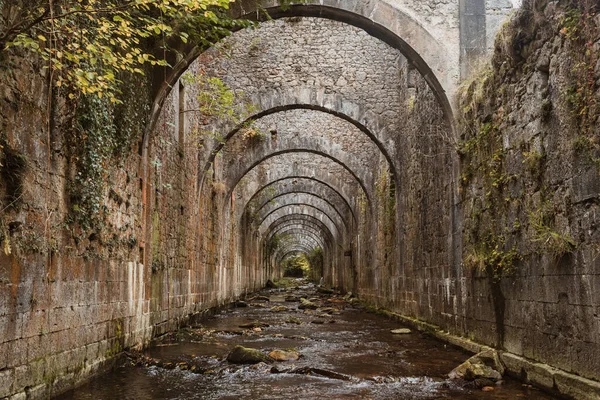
[56,280,556,400]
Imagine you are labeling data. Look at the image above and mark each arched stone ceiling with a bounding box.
[267,224,329,247]
[149,0,456,143]
[259,204,341,240]
[258,202,343,237]
[263,214,335,244]
[235,168,362,219]
[266,221,332,249]
[246,177,356,223]
[268,228,327,250]
[276,246,317,264]
[204,104,395,187]
[274,237,322,262]
[253,193,348,232]
[230,153,371,215]
[224,149,372,205]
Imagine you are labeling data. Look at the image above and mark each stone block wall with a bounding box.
[457,0,600,381]
[2,1,600,399]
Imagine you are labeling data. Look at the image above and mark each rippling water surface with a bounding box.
[56,281,557,400]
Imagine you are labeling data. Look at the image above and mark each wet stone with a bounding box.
[298,298,318,310]
[391,328,411,334]
[226,346,273,365]
[317,287,335,295]
[57,281,558,400]
[239,321,270,329]
[268,350,300,361]
[449,350,504,382]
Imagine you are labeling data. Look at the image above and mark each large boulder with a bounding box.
[226,346,273,364]
[449,349,505,382]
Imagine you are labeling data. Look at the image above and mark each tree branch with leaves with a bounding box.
[1,0,245,103]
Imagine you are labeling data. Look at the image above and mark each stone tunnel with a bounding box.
[1,0,600,398]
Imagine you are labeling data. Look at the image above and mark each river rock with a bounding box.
[318,307,339,314]
[226,345,273,364]
[391,328,411,334]
[268,349,300,361]
[251,295,270,302]
[285,295,299,302]
[298,298,318,310]
[266,280,276,288]
[449,349,504,381]
[270,305,288,312]
[249,362,271,371]
[286,317,302,324]
[317,287,334,295]
[239,321,270,329]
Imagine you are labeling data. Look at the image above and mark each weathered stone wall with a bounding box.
[0,46,262,400]
[0,53,152,398]
[458,0,600,381]
[3,1,600,399]
[189,16,457,332]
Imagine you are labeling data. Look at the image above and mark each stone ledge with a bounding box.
[501,353,600,400]
[379,310,600,400]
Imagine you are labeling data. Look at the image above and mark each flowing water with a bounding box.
[56,280,557,400]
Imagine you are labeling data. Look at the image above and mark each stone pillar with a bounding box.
[459,0,487,79]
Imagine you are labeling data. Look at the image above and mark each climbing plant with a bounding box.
[560,0,600,169]
[457,0,592,280]
[1,0,242,102]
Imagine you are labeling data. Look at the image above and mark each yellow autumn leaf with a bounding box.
[3,237,11,256]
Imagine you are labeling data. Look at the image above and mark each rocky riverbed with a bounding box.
[56,280,557,400]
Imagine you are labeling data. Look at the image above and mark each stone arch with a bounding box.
[149,0,457,144]
[275,245,318,265]
[269,228,327,251]
[226,150,372,206]
[259,202,344,237]
[202,100,397,186]
[266,221,332,248]
[278,250,309,265]
[253,193,349,232]
[273,236,322,262]
[245,176,356,223]
[263,214,335,245]
[259,205,341,240]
